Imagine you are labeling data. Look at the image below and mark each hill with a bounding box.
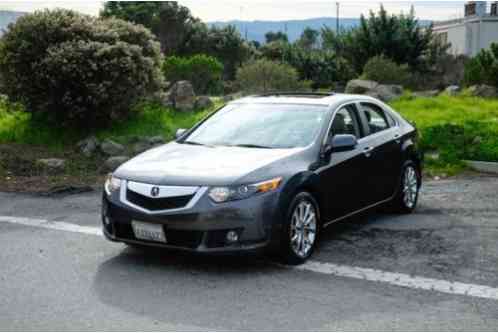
[209,17,432,44]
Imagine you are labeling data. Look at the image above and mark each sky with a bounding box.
[0,1,468,22]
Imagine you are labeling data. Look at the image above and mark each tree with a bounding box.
[464,43,498,87]
[265,31,288,43]
[101,1,200,55]
[297,27,320,50]
[322,5,442,74]
[0,9,163,127]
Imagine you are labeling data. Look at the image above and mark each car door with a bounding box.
[317,103,369,223]
[357,102,403,204]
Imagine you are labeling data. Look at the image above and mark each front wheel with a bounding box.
[390,162,420,213]
[280,192,320,265]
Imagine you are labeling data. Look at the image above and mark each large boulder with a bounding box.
[77,136,99,157]
[169,80,196,112]
[195,96,213,109]
[374,84,403,102]
[36,158,65,173]
[105,156,129,171]
[467,84,498,98]
[345,80,403,102]
[345,79,379,94]
[100,139,125,156]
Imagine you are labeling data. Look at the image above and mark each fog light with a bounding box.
[226,230,239,243]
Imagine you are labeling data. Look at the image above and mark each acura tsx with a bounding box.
[102,93,422,264]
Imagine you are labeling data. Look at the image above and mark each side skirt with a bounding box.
[322,196,394,228]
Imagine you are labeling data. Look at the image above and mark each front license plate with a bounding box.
[131,221,166,243]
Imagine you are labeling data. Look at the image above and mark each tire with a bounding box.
[390,161,420,214]
[280,192,320,265]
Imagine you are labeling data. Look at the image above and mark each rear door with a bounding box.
[357,102,403,204]
[317,103,368,222]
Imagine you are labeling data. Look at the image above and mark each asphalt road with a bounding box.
[1,174,497,331]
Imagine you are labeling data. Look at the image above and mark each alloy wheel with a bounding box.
[290,200,317,258]
[403,165,419,208]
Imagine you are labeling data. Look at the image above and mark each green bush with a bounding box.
[0,9,163,128]
[162,54,223,94]
[361,55,410,85]
[463,43,498,87]
[235,59,309,94]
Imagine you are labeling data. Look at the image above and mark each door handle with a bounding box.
[394,133,401,143]
[363,146,374,157]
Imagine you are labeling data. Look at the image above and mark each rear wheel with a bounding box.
[391,161,420,213]
[280,192,320,265]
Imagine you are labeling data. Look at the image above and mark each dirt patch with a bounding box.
[0,143,106,193]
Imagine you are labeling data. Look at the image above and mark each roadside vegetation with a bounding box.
[0,2,498,192]
[392,94,498,176]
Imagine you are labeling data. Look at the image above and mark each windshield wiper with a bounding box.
[228,144,273,149]
[182,140,214,147]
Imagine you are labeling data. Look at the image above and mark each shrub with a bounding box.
[463,43,498,87]
[0,9,163,128]
[235,59,309,94]
[361,55,410,85]
[162,54,223,94]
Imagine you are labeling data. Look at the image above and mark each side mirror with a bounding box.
[175,128,187,139]
[323,134,358,156]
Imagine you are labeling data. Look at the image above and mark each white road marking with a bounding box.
[0,215,102,236]
[1,215,498,301]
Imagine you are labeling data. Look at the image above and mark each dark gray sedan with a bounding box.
[102,93,422,264]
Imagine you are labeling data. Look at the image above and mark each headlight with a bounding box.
[208,177,282,203]
[104,173,121,196]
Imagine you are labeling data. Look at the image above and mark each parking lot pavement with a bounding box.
[0,174,497,330]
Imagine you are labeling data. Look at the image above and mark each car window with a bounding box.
[329,105,361,139]
[360,103,390,135]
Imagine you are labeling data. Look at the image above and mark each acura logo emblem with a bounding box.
[151,186,160,197]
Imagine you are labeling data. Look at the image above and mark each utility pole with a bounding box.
[336,2,340,32]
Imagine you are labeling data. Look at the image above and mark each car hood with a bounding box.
[114,142,304,186]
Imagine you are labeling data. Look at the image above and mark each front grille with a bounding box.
[114,222,203,248]
[126,189,194,211]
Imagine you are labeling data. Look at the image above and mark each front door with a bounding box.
[317,104,368,222]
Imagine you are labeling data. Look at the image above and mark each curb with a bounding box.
[464,160,498,175]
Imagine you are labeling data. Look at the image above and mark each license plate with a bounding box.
[131,221,166,243]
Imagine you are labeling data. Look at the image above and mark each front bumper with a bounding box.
[101,184,281,253]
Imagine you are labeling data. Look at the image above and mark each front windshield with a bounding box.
[183,103,328,149]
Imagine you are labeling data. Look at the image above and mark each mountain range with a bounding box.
[209,17,432,44]
[0,10,432,44]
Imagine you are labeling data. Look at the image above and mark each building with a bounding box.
[433,1,498,57]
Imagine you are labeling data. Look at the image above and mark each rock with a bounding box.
[374,84,403,102]
[345,80,403,102]
[147,136,165,145]
[467,84,498,98]
[151,91,173,108]
[445,85,460,96]
[195,96,213,109]
[36,158,65,172]
[133,142,152,155]
[100,139,125,156]
[412,90,440,98]
[77,136,98,157]
[169,80,195,112]
[345,79,379,94]
[105,156,129,171]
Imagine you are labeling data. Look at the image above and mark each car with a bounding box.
[101,92,422,264]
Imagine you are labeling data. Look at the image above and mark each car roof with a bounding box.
[229,93,382,107]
